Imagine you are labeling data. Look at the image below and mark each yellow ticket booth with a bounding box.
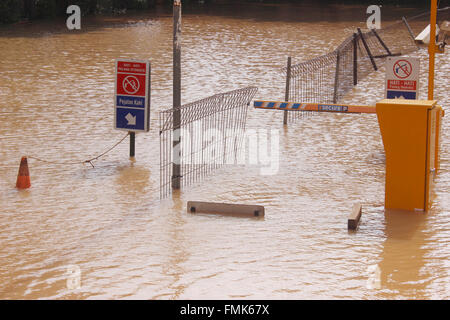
[376,99,443,212]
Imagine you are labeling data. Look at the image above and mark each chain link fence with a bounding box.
[284,7,449,123]
[159,87,258,198]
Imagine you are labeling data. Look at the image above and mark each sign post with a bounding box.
[428,0,437,100]
[385,57,419,99]
[114,59,151,158]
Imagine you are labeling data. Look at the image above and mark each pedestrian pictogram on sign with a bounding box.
[385,57,419,100]
[393,60,413,79]
[123,75,140,94]
[114,59,151,132]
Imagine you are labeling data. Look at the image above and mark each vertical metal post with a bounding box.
[357,27,377,71]
[172,0,182,189]
[333,51,340,104]
[428,0,437,100]
[353,33,358,86]
[129,132,135,158]
[402,17,417,44]
[371,29,392,56]
[283,56,291,125]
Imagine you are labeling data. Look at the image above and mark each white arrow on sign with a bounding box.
[125,113,136,126]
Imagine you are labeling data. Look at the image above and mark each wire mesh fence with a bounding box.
[284,7,450,123]
[159,86,258,198]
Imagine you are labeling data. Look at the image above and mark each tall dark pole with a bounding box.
[283,57,291,125]
[353,33,358,86]
[428,0,437,100]
[333,51,340,104]
[402,17,417,44]
[371,29,392,56]
[357,28,377,71]
[172,0,182,189]
[129,132,135,158]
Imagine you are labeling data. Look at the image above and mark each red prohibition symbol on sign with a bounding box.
[122,75,140,94]
[393,60,412,79]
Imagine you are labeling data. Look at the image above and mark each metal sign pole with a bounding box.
[353,33,358,86]
[129,132,135,158]
[172,0,182,189]
[428,0,437,100]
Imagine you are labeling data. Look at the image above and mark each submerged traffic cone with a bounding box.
[16,157,31,189]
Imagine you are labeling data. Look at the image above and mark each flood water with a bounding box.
[0,3,449,299]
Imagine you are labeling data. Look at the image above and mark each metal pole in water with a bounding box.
[172,0,182,189]
[353,33,358,86]
[283,56,291,125]
[357,27,377,71]
[428,0,437,100]
[402,17,417,44]
[333,51,340,104]
[371,29,392,56]
[129,132,135,158]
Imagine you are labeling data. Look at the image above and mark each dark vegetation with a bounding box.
[0,0,432,24]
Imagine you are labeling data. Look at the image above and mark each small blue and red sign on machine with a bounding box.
[114,59,151,132]
[385,57,419,100]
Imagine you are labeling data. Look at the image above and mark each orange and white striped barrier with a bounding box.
[253,100,376,114]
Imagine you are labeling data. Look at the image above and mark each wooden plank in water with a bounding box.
[348,203,362,230]
[187,201,265,217]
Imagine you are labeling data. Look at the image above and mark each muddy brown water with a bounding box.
[0,3,449,299]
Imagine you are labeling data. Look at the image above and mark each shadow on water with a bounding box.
[114,163,151,196]
[183,2,429,23]
[0,8,171,39]
[376,210,432,298]
[153,189,190,299]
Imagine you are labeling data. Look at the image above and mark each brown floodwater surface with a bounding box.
[0,3,449,299]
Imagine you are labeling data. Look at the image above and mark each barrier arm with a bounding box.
[253,100,377,114]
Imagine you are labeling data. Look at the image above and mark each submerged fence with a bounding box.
[284,8,450,123]
[159,87,258,198]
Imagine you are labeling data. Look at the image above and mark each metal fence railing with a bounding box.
[283,7,450,123]
[159,86,258,198]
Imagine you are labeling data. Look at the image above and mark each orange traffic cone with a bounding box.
[16,157,31,189]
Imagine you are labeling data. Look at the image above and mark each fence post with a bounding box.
[283,56,291,125]
[357,27,377,71]
[333,51,340,104]
[402,17,417,43]
[172,0,182,189]
[353,33,358,86]
[371,29,392,56]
